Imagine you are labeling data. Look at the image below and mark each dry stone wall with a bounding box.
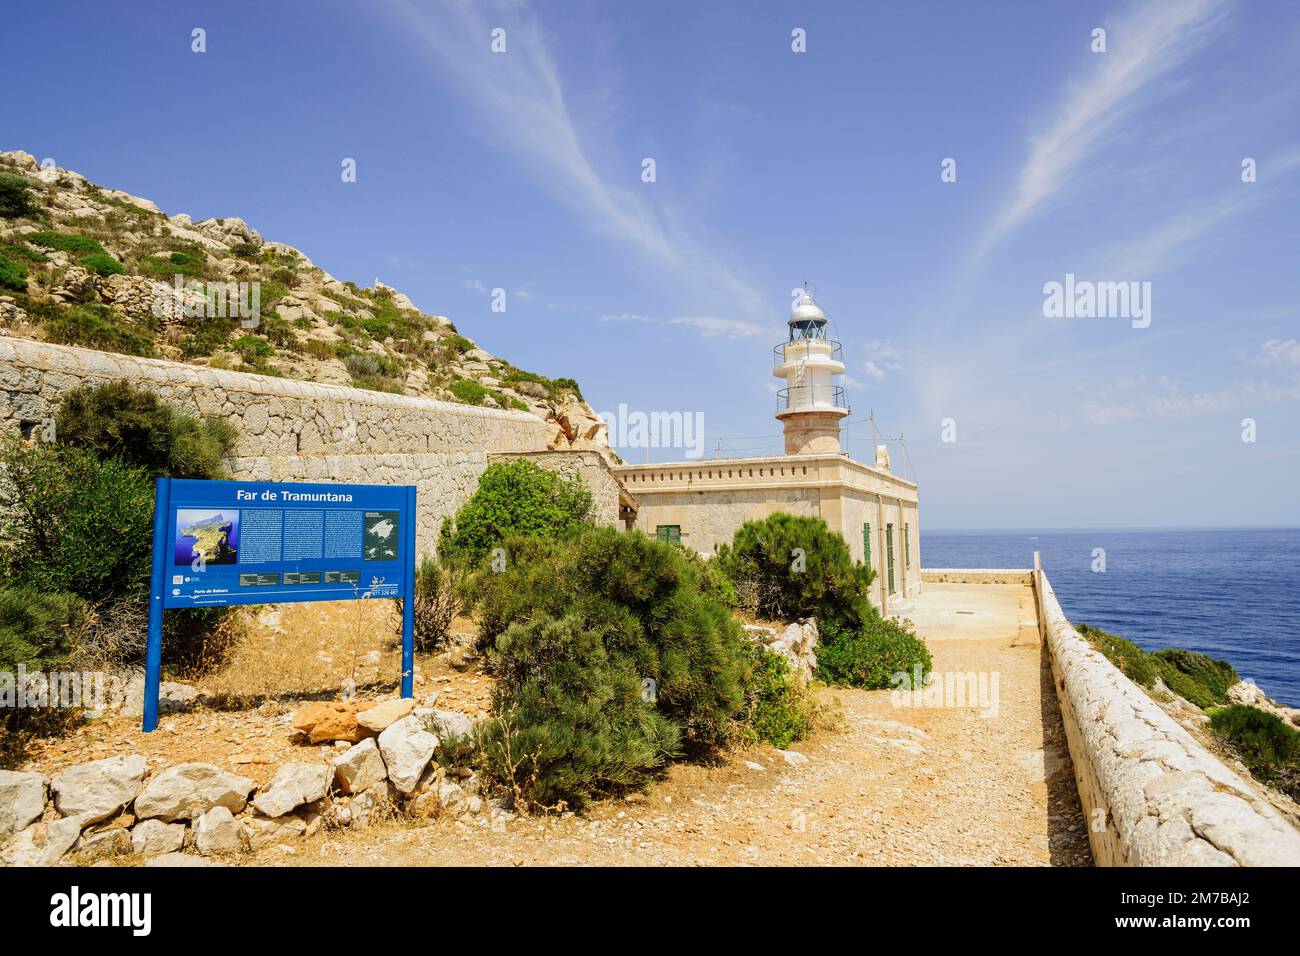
[0,338,619,553]
[1037,569,1300,866]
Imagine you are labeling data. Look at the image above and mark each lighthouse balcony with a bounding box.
[776,384,849,415]
[772,339,844,375]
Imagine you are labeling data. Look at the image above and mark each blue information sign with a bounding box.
[144,478,417,731]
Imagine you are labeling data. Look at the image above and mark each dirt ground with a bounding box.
[236,583,1093,866]
[22,583,1092,866]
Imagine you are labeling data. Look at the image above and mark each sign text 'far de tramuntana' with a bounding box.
[143,478,417,731]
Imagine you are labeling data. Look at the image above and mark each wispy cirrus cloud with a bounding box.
[973,0,1233,263]
[599,312,765,339]
[394,0,763,318]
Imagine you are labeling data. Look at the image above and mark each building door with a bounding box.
[886,523,895,594]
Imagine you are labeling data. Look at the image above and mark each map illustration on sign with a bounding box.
[364,511,400,562]
[174,509,240,566]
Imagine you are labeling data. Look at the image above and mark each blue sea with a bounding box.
[921,529,1300,707]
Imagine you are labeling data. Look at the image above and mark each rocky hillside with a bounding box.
[0,150,613,459]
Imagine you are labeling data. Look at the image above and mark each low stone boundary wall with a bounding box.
[921,568,1033,585]
[1037,569,1300,866]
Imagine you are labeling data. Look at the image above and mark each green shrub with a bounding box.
[816,616,933,690]
[447,335,475,353]
[180,317,238,357]
[0,587,88,673]
[475,526,749,759]
[0,172,34,218]
[449,377,488,405]
[24,231,106,256]
[138,253,203,280]
[36,300,154,356]
[0,241,48,263]
[0,436,155,604]
[232,334,274,359]
[1077,623,1158,687]
[54,380,236,480]
[480,612,681,810]
[716,513,875,631]
[742,643,816,748]
[0,254,27,291]
[230,241,260,259]
[1208,705,1300,798]
[78,251,125,276]
[438,458,591,568]
[1151,649,1238,706]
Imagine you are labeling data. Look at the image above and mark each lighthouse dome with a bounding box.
[788,290,828,338]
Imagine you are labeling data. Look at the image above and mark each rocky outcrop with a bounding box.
[0,149,612,463]
[332,738,388,795]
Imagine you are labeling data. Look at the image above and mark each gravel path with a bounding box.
[251,583,1092,866]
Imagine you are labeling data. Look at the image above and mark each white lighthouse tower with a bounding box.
[773,287,849,454]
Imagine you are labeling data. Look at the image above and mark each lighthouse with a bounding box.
[773,287,849,455]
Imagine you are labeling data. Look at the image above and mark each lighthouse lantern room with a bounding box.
[773,287,849,455]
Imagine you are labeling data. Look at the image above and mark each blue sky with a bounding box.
[5,0,1299,529]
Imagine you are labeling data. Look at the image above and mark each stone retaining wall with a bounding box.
[0,339,620,552]
[1037,569,1300,866]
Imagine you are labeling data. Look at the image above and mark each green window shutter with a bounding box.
[904,523,911,566]
[863,522,872,568]
[656,525,681,545]
[886,523,895,594]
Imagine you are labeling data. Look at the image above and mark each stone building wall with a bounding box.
[0,339,619,554]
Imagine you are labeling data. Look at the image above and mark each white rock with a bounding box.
[349,784,391,827]
[133,763,255,821]
[744,761,765,771]
[75,827,133,859]
[0,770,48,836]
[195,806,243,855]
[437,779,468,815]
[424,709,477,745]
[252,763,331,818]
[50,755,148,824]
[131,819,186,856]
[377,715,438,794]
[777,750,809,766]
[39,815,88,865]
[332,737,388,795]
[356,697,416,733]
[245,814,307,850]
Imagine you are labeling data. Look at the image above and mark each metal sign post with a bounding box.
[143,478,417,732]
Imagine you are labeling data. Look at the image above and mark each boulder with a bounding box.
[423,709,477,744]
[194,806,243,855]
[75,827,133,860]
[245,814,307,851]
[291,700,364,743]
[437,779,468,816]
[131,819,186,856]
[252,763,331,818]
[1,816,87,867]
[356,697,416,733]
[332,737,389,795]
[50,755,148,824]
[133,763,254,821]
[349,783,392,827]
[778,750,809,767]
[377,715,438,794]
[0,770,48,836]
